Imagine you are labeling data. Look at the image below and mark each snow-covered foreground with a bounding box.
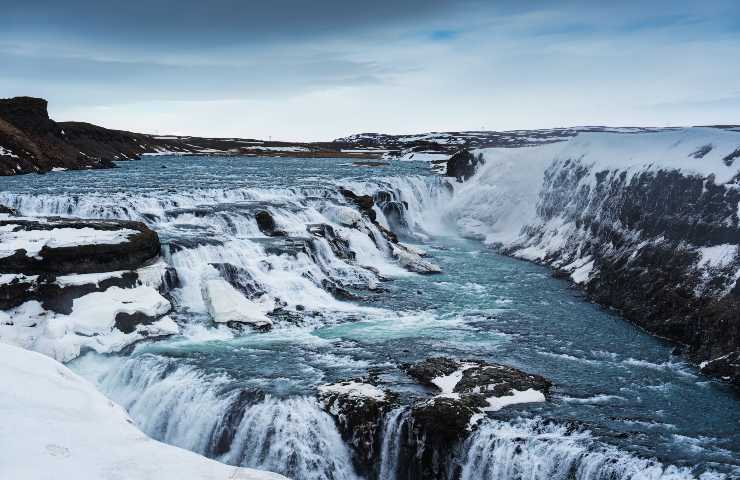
[0,342,287,480]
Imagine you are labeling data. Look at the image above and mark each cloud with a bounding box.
[2,0,739,139]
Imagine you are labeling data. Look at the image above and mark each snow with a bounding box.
[136,259,172,289]
[318,380,387,401]
[400,152,449,162]
[201,278,273,328]
[697,244,737,269]
[0,226,137,259]
[55,271,126,287]
[246,146,311,152]
[0,145,19,158]
[0,286,174,362]
[570,259,595,284]
[482,388,547,412]
[392,245,442,273]
[0,273,38,285]
[0,342,286,480]
[430,364,475,394]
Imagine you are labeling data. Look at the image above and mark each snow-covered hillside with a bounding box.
[446,127,740,383]
[0,342,287,480]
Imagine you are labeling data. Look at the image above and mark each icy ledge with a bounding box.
[0,342,287,480]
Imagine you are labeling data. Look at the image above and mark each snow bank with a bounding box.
[0,286,175,362]
[318,380,387,401]
[0,342,286,480]
[0,226,137,258]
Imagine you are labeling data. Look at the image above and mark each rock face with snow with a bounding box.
[449,127,740,385]
[0,217,160,274]
[0,212,177,361]
[0,342,286,480]
[318,357,551,479]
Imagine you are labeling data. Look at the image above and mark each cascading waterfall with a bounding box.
[458,418,725,480]
[74,353,362,480]
[378,407,410,480]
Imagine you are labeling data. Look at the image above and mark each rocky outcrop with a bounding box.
[255,210,287,237]
[0,96,213,175]
[0,218,160,274]
[339,187,441,274]
[318,357,551,479]
[446,149,484,181]
[0,209,175,361]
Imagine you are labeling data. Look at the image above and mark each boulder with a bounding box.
[255,210,287,237]
[445,149,484,182]
[320,358,552,480]
[0,218,160,274]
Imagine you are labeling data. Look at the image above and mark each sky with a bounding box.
[2,0,740,141]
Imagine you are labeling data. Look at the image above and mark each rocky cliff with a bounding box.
[447,127,740,386]
[0,97,190,174]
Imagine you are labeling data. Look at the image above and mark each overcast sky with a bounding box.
[2,1,739,140]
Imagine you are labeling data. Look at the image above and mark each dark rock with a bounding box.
[339,187,376,221]
[255,210,287,237]
[37,271,139,314]
[0,218,160,275]
[317,379,396,477]
[446,149,484,182]
[210,262,265,299]
[307,223,356,261]
[521,162,740,386]
[321,358,552,480]
[114,311,156,334]
[699,351,740,384]
[0,204,18,216]
[0,275,37,310]
[167,237,224,253]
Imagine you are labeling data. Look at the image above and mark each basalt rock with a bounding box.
[255,210,287,237]
[516,162,740,386]
[446,149,484,182]
[210,262,265,299]
[321,357,552,480]
[0,218,160,275]
[307,223,356,261]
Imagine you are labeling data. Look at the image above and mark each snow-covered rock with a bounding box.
[0,342,286,480]
[0,285,175,362]
[201,277,273,330]
[393,244,441,274]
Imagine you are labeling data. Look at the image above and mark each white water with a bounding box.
[74,353,361,480]
[459,419,726,480]
[378,407,408,480]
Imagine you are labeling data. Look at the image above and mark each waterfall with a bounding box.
[458,418,724,480]
[73,353,362,480]
[378,407,409,480]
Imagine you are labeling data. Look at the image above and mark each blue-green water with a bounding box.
[1,155,738,479]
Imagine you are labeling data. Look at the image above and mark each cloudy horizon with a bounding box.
[3,0,739,141]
